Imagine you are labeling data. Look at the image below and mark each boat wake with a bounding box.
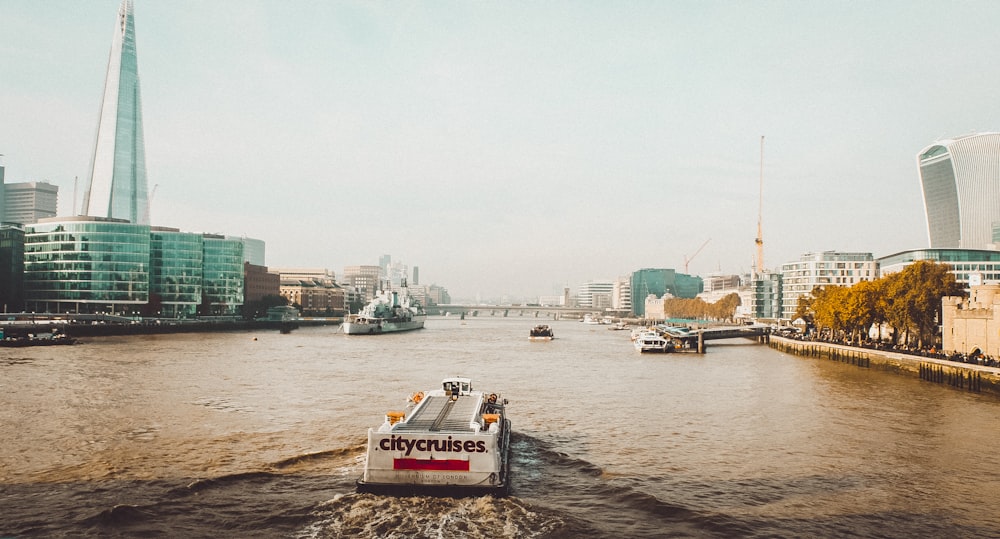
[298,493,566,539]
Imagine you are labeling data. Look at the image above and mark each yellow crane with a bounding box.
[755,136,765,274]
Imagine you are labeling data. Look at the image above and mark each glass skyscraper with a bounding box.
[82,0,151,225]
[918,133,1000,249]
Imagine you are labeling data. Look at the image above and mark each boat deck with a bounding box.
[394,394,481,433]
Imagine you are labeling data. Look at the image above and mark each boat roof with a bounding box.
[393,393,482,433]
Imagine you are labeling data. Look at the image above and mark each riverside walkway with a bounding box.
[770,335,1000,397]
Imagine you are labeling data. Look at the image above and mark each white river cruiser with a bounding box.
[356,377,511,496]
[342,282,427,335]
[633,331,674,353]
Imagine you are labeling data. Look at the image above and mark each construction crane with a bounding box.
[684,238,711,274]
[755,136,765,275]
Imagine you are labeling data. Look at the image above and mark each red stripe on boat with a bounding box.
[393,458,470,471]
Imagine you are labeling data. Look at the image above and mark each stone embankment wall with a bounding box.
[770,335,1000,397]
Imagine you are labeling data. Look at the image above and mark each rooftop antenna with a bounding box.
[755,136,765,275]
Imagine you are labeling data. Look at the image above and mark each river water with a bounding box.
[2,317,999,538]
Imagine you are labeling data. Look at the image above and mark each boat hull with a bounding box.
[356,419,511,497]
[342,316,426,335]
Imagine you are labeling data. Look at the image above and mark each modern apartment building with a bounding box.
[918,133,1000,250]
[780,251,877,320]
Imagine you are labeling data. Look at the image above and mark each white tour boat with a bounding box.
[357,377,511,496]
[633,331,674,353]
[342,281,427,335]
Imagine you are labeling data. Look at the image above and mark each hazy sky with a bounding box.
[3,1,1000,301]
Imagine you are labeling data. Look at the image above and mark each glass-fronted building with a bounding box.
[0,225,25,312]
[630,268,704,316]
[22,218,251,317]
[83,0,151,225]
[24,217,150,314]
[202,235,244,316]
[750,271,782,321]
[918,133,1000,250]
[150,227,203,317]
[877,249,1000,285]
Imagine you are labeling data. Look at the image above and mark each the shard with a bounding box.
[82,0,150,224]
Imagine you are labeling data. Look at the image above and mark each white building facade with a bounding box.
[780,251,877,320]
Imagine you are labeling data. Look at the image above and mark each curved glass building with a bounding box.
[24,217,150,314]
[918,133,1000,249]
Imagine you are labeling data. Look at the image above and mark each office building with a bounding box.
[877,248,1000,286]
[24,217,150,314]
[343,265,381,302]
[228,236,265,265]
[3,182,58,225]
[578,280,614,310]
[201,235,244,315]
[82,0,151,224]
[23,217,248,316]
[149,227,203,317]
[630,268,704,317]
[0,162,5,222]
[918,133,1000,249]
[0,225,25,312]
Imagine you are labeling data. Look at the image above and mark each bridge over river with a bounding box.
[428,304,614,320]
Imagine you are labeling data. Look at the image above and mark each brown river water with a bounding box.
[2,317,999,538]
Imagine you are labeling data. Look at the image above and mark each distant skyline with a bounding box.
[3,1,1000,300]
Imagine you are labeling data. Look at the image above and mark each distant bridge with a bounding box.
[428,304,612,319]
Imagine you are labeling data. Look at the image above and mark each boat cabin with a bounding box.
[442,377,473,397]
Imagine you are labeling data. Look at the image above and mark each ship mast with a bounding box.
[755,136,765,275]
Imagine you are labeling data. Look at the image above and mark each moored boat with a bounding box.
[633,331,674,353]
[342,281,426,335]
[529,324,554,340]
[357,377,511,496]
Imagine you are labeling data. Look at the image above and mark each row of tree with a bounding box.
[793,260,964,348]
[663,293,742,322]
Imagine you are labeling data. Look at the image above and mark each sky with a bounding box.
[3,1,1000,302]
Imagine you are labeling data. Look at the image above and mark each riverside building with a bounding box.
[577,280,614,310]
[630,268,704,317]
[918,133,1000,250]
[877,249,1000,286]
[779,251,877,321]
[23,217,246,316]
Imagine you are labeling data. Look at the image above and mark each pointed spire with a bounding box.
[83,0,151,224]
